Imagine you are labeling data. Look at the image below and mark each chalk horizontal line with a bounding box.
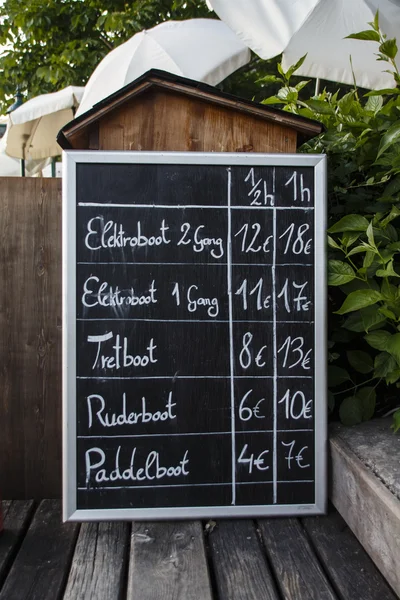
[78,203,314,211]
[77,262,314,267]
[77,429,314,439]
[76,318,314,324]
[78,261,231,265]
[78,480,314,491]
[77,375,313,380]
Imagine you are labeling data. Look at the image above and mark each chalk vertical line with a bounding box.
[272,167,278,504]
[227,167,236,505]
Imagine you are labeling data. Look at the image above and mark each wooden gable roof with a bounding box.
[57,69,323,152]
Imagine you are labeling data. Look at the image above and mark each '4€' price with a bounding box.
[238,444,269,474]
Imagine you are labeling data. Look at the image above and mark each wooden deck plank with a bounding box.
[0,500,35,588]
[63,522,130,600]
[258,518,338,600]
[303,510,397,600]
[207,519,279,600]
[127,520,212,600]
[0,500,78,600]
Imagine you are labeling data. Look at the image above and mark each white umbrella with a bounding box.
[0,118,50,176]
[0,135,22,176]
[207,0,400,90]
[0,116,19,175]
[6,85,84,160]
[75,18,251,117]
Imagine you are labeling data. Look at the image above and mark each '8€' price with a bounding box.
[239,332,267,369]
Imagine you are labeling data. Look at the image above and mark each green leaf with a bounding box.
[277,62,285,77]
[377,121,400,159]
[345,30,380,42]
[342,232,361,247]
[343,312,365,332]
[327,235,341,250]
[382,176,400,198]
[357,386,376,421]
[346,244,370,257]
[386,332,400,364]
[261,96,286,105]
[372,10,380,32]
[340,278,380,295]
[277,86,298,101]
[366,222,376,247]
[385,368,400,384]
[328,365,351,387]
[346,350,374,374]
[295,80,310,92]
[328,260,356,286]
[387,242,400,251]
[382,223,398,242]
[365,88,400,96]
[374,351,397,377]
[365,95,383,114]
[381,278,397,300]
[328,215,369,233]
[304,99,334,115]
[379,39,398,59]
[256,74,283,84]
[391,409,400,433]
[375,260,400,277]
[378,306,396,320]
[365,330,391,350]
[286,54,307,79]
[338,91,356,115]
[363,250,376,269]
[335,289,383,315]
[361,305,387,332]
[380,206,400,227]
[339,396,363,426]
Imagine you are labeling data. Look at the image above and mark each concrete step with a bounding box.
[329,418,400,598]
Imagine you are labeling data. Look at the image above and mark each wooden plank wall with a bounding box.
[0,177,62,499]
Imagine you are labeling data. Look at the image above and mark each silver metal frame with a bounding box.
[63,150,327,522]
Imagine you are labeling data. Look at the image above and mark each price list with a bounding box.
[63,152,327,520]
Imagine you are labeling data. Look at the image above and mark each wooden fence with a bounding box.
[0,178,62,499]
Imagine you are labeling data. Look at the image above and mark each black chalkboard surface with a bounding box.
[63,151,327,521]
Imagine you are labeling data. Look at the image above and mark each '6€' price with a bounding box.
[239,389,265,421]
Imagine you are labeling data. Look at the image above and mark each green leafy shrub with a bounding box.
[261,13,400,430]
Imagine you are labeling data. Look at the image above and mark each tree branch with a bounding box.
[98,32,114,51]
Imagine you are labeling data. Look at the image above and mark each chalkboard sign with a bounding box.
[63,151,327,521]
